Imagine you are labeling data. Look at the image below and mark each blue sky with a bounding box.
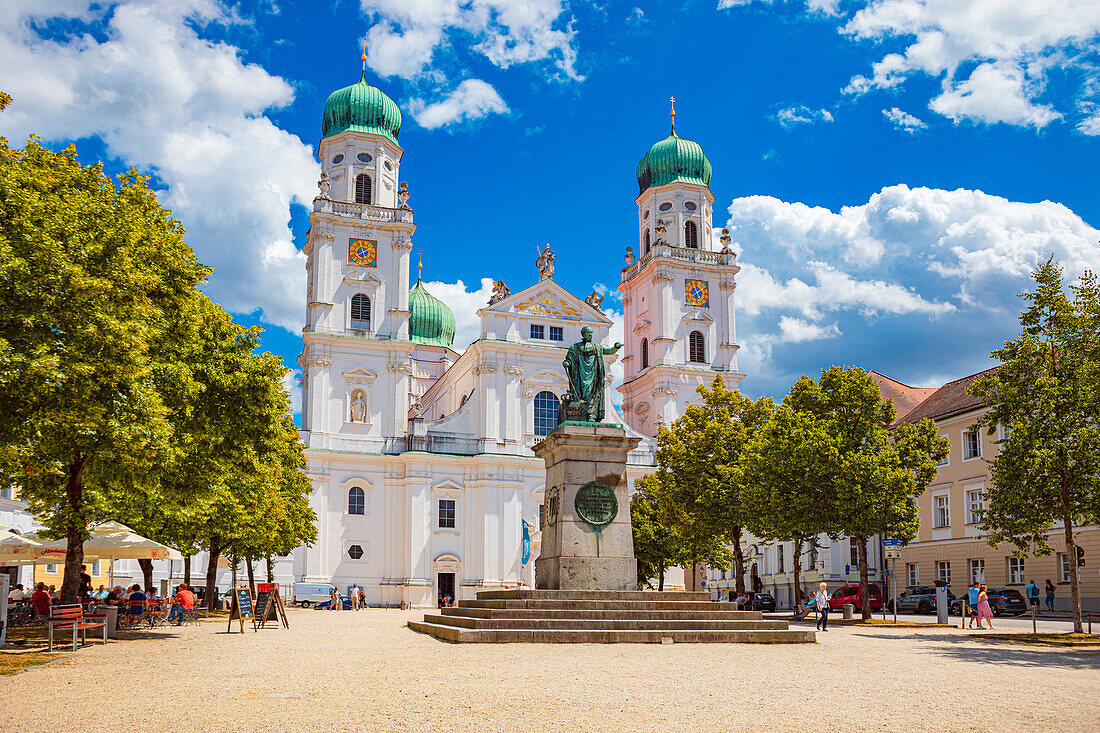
[3,0,1099,421]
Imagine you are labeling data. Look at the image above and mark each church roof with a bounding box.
[322,68,402,145]
[636,128,712,196]
[409,266,455,348]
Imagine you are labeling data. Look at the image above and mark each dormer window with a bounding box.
[355,174,372,204]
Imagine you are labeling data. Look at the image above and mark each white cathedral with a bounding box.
[293,68,744,607]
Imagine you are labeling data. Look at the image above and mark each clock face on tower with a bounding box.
[348,239,378,267]
[685,279,710,307]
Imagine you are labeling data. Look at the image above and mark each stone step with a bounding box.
[461,599,722,611]
[408,621,816,644]
[422,614,791,631]
[440,607,765,621]
[475,589,710,602]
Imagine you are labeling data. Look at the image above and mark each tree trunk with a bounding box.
[246,556,256,596]
[658,561,665,592]
[266,555,274,583]
[138,559,154,594]
[732,525,746,595]
[204,535,222,612]
[1060,469,1083,633]
[690,561,697,591]
[792,538,803,619]
[183,556,191,586]
[60,452,92,604]
[857,534,871,620]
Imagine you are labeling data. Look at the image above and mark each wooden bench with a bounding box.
[48,604,108,652]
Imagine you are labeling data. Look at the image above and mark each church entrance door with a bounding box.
[437,572,455,606]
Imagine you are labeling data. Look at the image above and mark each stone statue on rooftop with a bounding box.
[536,244,555,281]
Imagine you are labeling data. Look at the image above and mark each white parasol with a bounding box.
[34,521,182,562]
[0,527,47,565]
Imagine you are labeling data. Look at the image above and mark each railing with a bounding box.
[620,243,735,282]
[313,197,413,223]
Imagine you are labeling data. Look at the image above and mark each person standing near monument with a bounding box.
[815,582,830,631]
[561,326,622,423]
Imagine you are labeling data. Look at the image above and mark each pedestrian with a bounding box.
[967,581,981,629]
[330,586,340,611]
[350,583,361,611]
[976,584,995,629]
[1044,579,1055,612]
[358,587,367,609]
[1020,576,1038,611]
[815,582,830,631]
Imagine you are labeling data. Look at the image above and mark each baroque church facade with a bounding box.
[293,69,744,607]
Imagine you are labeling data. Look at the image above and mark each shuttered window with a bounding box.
[641,338,649,369]
[355,174,372,204]
[350,294,371,329]
[688,331,705,363]
[684,220,699,249]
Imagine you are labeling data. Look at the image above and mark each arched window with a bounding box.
[640,338,649,369]
[684,220,699,249]
[534,390,559,436]
[644,229,650,254]
[350,294,370,330]
[348,486,365,515]
[355,174,372,204]
[689,331,706,363]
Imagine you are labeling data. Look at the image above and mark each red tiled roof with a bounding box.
[868,371,939,422]
[894,366,999,425]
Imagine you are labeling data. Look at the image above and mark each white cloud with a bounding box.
[718,0,840,13]
[409,79,509,129]
[361,0,581,81]
[882,106,928,133]
[420,277,497,351]
[775,105,834,130]
[591,282,622,302]
[0,0,316,331]
[281,369,302,415]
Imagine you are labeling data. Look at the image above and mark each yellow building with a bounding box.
[891,368,1099,611]
[34,558,114,592]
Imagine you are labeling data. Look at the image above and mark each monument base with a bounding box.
[532,423,640,592]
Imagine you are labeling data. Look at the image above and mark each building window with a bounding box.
[688,331,705,363]
[1059,553,1070,583]
[438,499,456,529]
[530,324,544,340]
[777,545,785,573]
[849,537,860,567]
[534,390,559,436]
[355,173,372,204]
[347,486,365,515]
[969,559,985,584]
[907,563,919,587]
[936,435,949,466]
[350,294,371,330]
[962,429,981,460]
[936,561,951,586]
[934,495,950,528]
[1007,557,1025,584]
[0,487,13,500]
[91,560,101,576]
[46,564,58,574]
[684,220,699,249]
[347,544,364,560]
[640,338,649,369]
[644,229,650,254]
[549,326,563,342]
[966,490,984,524]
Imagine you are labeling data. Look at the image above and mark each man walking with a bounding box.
[815,583,830,631]
[967,582,981,628]
[1025,579,1041,612]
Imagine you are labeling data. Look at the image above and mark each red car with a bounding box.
[827,583,883,611]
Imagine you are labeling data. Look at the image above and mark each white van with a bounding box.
[293,582,337,608]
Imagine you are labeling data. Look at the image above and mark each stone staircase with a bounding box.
[408,589,816,643]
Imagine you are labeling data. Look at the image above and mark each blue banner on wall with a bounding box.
[521,520,531,565]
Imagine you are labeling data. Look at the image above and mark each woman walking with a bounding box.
[976,584,995,629]
[1045,579,1056,612]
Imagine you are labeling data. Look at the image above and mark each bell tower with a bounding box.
[617,101,745,436]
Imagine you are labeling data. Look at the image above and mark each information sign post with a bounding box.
[883,538,903,624]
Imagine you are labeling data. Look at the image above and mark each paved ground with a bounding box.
[2,609,1097,732]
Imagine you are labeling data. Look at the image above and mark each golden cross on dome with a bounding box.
[670,95,676,132]
[360,39,367,75]
[417,250,423,283]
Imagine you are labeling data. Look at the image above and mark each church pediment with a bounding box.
[681,310,714,324]
[342,367,378,384]
[484,279,612,325]
[343,270,382,287]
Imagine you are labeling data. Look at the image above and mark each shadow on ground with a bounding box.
[851,632,1100,670]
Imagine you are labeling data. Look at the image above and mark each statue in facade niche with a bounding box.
[488,279,511,305]
[560,326,622,424]
[584,291,603,309]
[536,244,555,281]
[350,391,367,423]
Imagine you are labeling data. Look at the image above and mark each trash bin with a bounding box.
[842,603,855,619]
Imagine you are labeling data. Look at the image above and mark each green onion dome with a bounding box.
[635,128,712,196]
[408,276,455,349]
[321,70,402,145]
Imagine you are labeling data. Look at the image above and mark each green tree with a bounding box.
[787,367,947,619]
[644,378,773,591]
[970,260,1100,633]
[0,136,208,602]
[742,405,838,614]
[631,480,678,590]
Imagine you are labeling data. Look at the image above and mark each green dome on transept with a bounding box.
[408,265,455,349]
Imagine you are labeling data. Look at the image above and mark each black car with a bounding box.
[949,588,1027,616]
[745,593,776,612]
[886,586,956,614]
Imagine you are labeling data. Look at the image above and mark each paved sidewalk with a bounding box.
[2,609,1096,732]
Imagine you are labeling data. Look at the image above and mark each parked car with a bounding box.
[886,586,956,614]
[948,588,1027,616]
[828,583,883,611]
[312,596,353,610]
[744,593,776,612]
[292,582,338,608]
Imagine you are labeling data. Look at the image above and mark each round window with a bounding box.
[643,209,650,220]
[658,202,672,212]
[357,152,372,163]
[332,154,344,165]
[684,201,697,211]
[384,160,393,171]
[347,544,364,560]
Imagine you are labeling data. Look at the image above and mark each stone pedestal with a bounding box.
[533,423,640,591]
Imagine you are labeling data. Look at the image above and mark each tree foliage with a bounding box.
[969,259,1100,632]
[630,481,677,590]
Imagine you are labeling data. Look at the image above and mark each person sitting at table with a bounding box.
[104,585,123,605]
[94,585,107,599]
[48,584,58,600]
[169,583,195,626]
[125,584,146,627]
[30,582,51,618]
[8,583,27,601]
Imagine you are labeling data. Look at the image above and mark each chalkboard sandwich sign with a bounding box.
[228,587,257,633]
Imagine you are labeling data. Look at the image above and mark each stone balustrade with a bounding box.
[312,197,414,223]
